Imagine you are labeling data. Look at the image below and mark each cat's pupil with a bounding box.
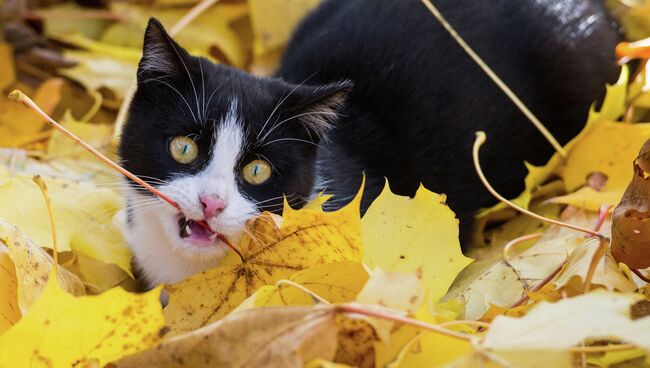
[182,144,189,155]
[252,165,260,176]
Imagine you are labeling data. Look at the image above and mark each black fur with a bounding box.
[121,0,621,249]
[119,18,349,213]
[277,0,622,243]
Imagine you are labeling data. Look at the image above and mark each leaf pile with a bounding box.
[0,0,650,367]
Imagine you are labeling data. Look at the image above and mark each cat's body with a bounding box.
[119,0,621,286]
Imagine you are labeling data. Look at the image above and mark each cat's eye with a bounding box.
[169,136,199,164]
[242,159,272,185]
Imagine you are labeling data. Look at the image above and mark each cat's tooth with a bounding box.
[185,224,192,235]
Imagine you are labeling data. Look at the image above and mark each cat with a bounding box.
[119,0,621,286]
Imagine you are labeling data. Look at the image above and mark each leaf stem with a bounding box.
[472,132,603,238]
[8,90,244,259]
[9,90,180,210]
[420,0,566,157]
[32,175,58,272]
[338,304,473,342]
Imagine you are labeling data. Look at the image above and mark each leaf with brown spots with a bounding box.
[0,271,165,367]
[164,192,363,334]
[0,219,85,313]
[114,305,338,368]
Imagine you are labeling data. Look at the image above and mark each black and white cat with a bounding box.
[119,0,621,286]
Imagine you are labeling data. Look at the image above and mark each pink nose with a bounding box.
[199,195,226,219]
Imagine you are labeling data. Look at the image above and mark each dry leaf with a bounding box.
[164,193,362,335]
[0,272,164,367]
[475,291,650,368]
[114,305,338,368]
[362,183,472,303]
[553,238,636,293]
[611,138,650,269]
[0,174,132,274]
[0,43,15,92]
[0,220,85,312]
[0,78,63,148]
[0,244,20,334]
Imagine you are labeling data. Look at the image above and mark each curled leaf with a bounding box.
[611,138,650,269]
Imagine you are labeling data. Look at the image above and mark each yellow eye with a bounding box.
[242,159,272,185]
[169,136,198,164]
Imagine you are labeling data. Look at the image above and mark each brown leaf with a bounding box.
[611,138,650,269]
[113,306,338,368]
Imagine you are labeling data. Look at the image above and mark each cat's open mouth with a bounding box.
[178,217,218,246]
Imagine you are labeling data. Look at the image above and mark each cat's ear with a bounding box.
[137,18,191,81]
[291,80,353,138]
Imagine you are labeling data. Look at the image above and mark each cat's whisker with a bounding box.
[144,77,199,124]
[260,137,331,154]
[258,111,339,143]
[199,58,206,124]
[167,40,202,127]
[252,194,297,206]
[256,72,318,142]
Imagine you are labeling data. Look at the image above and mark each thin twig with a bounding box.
[472,132,602,238]
[420,0,566,157]
[33,175,58,272]
[338,304,473,342]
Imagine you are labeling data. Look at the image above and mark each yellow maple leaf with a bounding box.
[0,220,85,313]
[476,66,629,218]
[247,261,369,308]
[362,182,472,303]
[0,174,132,275]
[0,272,165,367]
[164,192,363,335]
[556,121,650,192]
[547,187,624,212]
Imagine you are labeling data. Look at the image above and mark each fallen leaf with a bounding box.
[444,211,599,319]
[164,192,362,335]
[0,78,63,148]
[114,305,338,368]
[362,183,472,303]
[0,220,85,313]
[548,187,623,212]
[557,122,650,192]
[0,174,132,274]
[611,138,650,269]
[0,244,19,334]
[248,0,320,73]
[553,238,637,293]
[0,272,164,367]
[0,43,15,92]
[477,291,650,368]
[249,261,369,308]
[333,313,377,368]
[60,50,138,100]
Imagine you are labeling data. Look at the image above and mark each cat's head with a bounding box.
[119,18,351,281]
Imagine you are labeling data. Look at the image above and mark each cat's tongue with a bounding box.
[179,218,217,246]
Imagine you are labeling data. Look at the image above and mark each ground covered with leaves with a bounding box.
[2,0,650,367]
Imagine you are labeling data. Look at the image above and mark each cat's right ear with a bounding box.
[137,18,191,82]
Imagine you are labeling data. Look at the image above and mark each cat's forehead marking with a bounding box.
[205,99,244,178]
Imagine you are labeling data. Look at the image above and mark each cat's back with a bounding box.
[277,0,621,239]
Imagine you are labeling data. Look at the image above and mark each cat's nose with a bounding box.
[199,195,226,219]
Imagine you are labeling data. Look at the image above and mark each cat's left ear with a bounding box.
[290,80,353,138]
[137,18,191,82]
